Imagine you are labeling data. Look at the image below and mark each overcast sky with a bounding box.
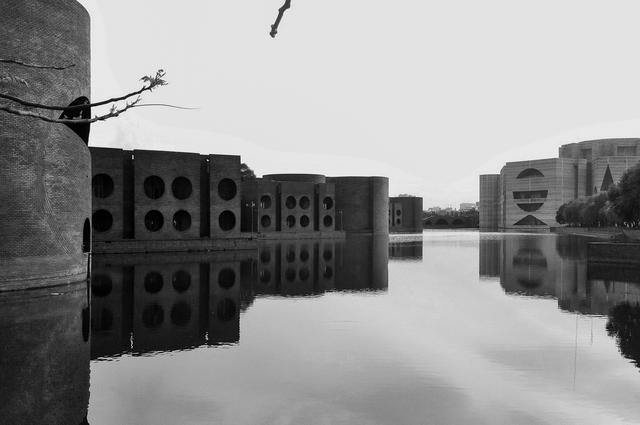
[78,0,640,207]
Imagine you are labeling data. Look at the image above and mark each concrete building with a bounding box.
[479,138,640,230]
[389,196,423,233]
[90,147,389,253]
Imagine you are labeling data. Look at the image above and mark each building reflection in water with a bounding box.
[0,284,90,425]
[479,233,640,368]
[90,236,391,359]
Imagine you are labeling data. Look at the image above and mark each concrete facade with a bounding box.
[89,148,388,252]
[480,138,640,230]
[0,0,91,290]
[389,196,423,233]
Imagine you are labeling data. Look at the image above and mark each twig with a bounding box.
[0,58,75,70]
[0,69,167,112]
[270,0,292,38]
[0,98,144,124]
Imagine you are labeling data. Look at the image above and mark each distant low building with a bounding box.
[480,138,640,230]
[459,202,476,212]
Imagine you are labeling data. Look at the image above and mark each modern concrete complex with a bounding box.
[0,0,92,290]
[389,196,423,233]
[90,147,390,253]
[480,138,640,230]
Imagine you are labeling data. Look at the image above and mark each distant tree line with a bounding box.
[556,164,640,228]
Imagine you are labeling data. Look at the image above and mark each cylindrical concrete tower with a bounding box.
[327,176,389,234]
[0,0,91,290]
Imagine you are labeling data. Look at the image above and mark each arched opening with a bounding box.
[286,215,296,228]
[300,215,310,227]
[144,176,165,199]
[517,203,544,212]
[92,174,114,198]
[60,96,90,144]
[218,210,236,231]
[260,195,272,209]
[299,268,310,281]
[218,178,237,200]
[144,272,164,293]
[299,196,310,209]
[82,218,91,253]
[452,218,464,226]
[172,210,192,231]
[516,168,545,179]
[261,215,271,228]
[145,210,164,232]
[436,218,448,225]
[172,177,192,200]
[92,210,113,232]
[323,215,333,227]
[323,197,334,210]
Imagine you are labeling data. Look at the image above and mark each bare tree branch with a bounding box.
[270,0,292,38]
[0,69,167,112]
[0,58,75,70]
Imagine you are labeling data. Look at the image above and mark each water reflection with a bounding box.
[0,284,90,425]
[480,233,640,369]
[91,236,390,359]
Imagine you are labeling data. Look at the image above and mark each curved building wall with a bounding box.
[0,0,91,289]
[559,138,640,160]
[264,174,326,184]
[327,176,389,234]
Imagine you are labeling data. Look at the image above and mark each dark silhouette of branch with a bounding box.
[0,69,167,112]
[0,58,75,70]
[270,0,292,38]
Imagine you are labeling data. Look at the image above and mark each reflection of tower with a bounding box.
[133,261,205,352]
[254,244,280,295]
[279,242,316,296]
[209,261,241,345]
[90,262,133,359]
[0,284,89,424]
[316,241,336,292]
[335,235,389,291]
[478,237,501,279]
[389,240,424,260]
[501,236,558,297]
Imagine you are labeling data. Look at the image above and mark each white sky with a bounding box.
[78,0,640,207]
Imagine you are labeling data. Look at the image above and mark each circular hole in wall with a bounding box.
[144,272,164,293]
[286,215,296,228]
[142,304,164,328]
[323,197,334,210]
[218,178,237,200]
[323,215,333,227]
[299,268,310,281]
[218,210,236,231]
[299,196,310,210]
[92,210,113,232]
[260,250,271,263]
[285,196,296,209]
[145,210,164,232]
[172,176,192,200]
[218,268,236,289]
[300,249,310,262]
[323,249,333,261]
[260,195,272,209]
[260,269,271,283]
[286,246,296,263]
[144,176,165,199]
[172,270,191,293]
[323,266,333,279]
[261,215,271,228]
[285,268,296,282]
[92,174,114,198]
[300,215,310,228]
[172,210,192,231]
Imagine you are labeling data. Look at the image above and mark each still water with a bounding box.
[3,231,640,424]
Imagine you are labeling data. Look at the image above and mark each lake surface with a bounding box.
[3,231,640,424]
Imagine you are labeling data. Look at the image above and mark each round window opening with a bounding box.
[172,270,191,293]
[91,274,113,297]
[323,197,334,210]
[145,210,164,232]
[260,250,271,263]
[300,249,310,262]
[144,176,165,199]
[144,272,164,294]
[172,177,192,200]
[218,178,237,201]
[92,210,113,232]
[286,215,296,228]
[285,196,296,209]
[142,304,164,328]
[261,215,271,228]
[299,196,310,210]
[300,215,310,227]
[323,215,333,227]
[323,249,333,261]
[299,268,310,281]
[218,210,236,231]
[218,268,236,289]
[172,210,192,232]
[260,269,271,283]
[92,174,114,198]
[260,195,272,209]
